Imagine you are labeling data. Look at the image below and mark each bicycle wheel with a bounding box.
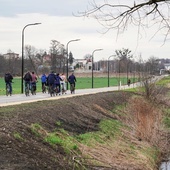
[6,84,10,96]
[25,84,29,96]
[70,84,75,94]
[42,84,46,93]
[56,86,60,95]
[61,83,65,94]
[49,85,54,97]
[47,86,49,94]
[31,85,36,95]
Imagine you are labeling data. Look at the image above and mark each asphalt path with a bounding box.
[0,84,136,107]
[0,74,165,107]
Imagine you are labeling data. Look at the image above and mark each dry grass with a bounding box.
[75,95,166,170]
[127,96,162,144]
[78,136,155,170]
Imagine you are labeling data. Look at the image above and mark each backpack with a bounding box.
[5,74,10,82]
[24,73,31,81]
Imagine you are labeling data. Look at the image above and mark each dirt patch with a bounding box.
[0,91,131,170]
[0,91,169,170]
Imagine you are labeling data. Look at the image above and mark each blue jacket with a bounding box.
[68,74,76,84]
[41,74,47,83]
[55,75,62,85]
[47,73,55,84]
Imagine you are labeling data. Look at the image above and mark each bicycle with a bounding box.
[55,85,61,95]
[49,84,55,97]
[31,82,36,95]
[61,83,66,94]
[6,83,11,96]
[70,83,75,94]
[25,82,30,97]
[127,79,131,86]
[42,83,46,93]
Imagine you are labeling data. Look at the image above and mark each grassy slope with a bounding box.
[0,77,170,169]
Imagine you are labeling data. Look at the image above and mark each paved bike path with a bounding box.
[0,84,135,107]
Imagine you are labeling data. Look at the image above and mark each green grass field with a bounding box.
[0,77,133,95]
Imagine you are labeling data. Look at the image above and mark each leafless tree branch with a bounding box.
[76,0,170,43]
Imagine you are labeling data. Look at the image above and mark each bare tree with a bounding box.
[25,45,38,75]
[49,40,66,73]
[35,50,47,66]
[0,55,7,76]
[115,48,133,73]
[145,56,159,74]
[84,54,92,62]
[78,0,170,42]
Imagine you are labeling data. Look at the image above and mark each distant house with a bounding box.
[73,59,92,71]
[3,52,19,59]
[164,63,170,71]
[159,63,170,74]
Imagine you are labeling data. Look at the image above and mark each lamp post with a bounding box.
[21,23,41,93]
[91,49,103,88]
[108,55,115,87]
[127,61,130,84]
[126,57,132,85]
[66,39,80,90]
[118,58,122,90]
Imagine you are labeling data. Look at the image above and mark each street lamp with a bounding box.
[66,39,80,90]
[92,49,103,88]
[118,58,122,90]
[127,60,131,84]
[126,57,132,85]
[118,57,126,90]
[108,55,115,87]
[21,23,41,93]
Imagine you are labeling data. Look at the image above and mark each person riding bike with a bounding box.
[4,72,13,96]
[60,73,67,94]
[68,72,76,94]
[127,79,131,86]
[55,73,62,95]
[31,72,38,94]
[47,71,56,94]
[23,71,32,92]
[41,73,47,92]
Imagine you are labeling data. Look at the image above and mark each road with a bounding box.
[0,84,134,107]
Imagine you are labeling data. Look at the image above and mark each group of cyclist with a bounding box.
[23,71,38,96]
[4,71,76,96]
[40,71,77,96]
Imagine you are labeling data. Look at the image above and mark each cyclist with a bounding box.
[68,72,76,94]
[127,79,131,86]
[41,73,47,93]
[31,72,38,94]
[23,71,32,93]
[55,73,62,95]
[47,71,56,94]
[60,73,67,94]
[4,72,13,96]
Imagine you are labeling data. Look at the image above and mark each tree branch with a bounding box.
[77,0,170,43]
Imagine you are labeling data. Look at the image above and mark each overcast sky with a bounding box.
[0,0,169,61]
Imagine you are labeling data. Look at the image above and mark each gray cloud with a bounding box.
[0,0,90,17]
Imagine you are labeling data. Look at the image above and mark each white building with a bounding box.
[3,52,19,59]
[73,59,92,71]
[164,63,170,71]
